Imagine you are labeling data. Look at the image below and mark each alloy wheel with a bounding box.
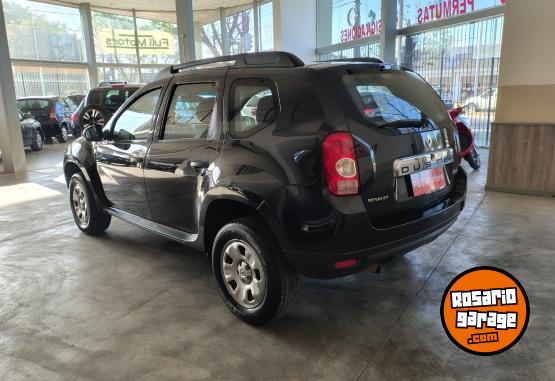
[82,109,106,129]
[72,183,89,228]
[221,240,267,308]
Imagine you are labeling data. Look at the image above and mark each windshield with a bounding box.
[342,70,449,129]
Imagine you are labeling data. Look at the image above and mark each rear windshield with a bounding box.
[89,88,139,109]
[342,70,449,128]
[18,99,50,112]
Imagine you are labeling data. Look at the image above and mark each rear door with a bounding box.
[17,99,51,126]
[95,84,165,219]
[144,70,225,233]
[323,65,460,225]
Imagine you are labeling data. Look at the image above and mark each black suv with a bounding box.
[63,52,466,325]
[74,82,141,136]
[17,96,77,142]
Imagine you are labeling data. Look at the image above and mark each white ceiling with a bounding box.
[42,0,254,23]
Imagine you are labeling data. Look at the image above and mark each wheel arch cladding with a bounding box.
[64,161,82,186]
[203,199,273,256]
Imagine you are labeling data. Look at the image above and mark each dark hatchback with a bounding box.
[19,110,44,151]
[64,52,466,325]
[17,96,78,142]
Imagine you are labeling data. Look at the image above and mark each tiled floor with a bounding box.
[0,145,554,380]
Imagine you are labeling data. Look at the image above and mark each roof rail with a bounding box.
[316,57,384,64]
[99,81,127,86]
[156,52,304,80]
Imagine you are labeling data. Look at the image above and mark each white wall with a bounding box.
[273,0,317,63]
[498,0,555,87]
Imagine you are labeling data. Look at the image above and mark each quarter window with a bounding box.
[112,88,161,141]
[163,83,217,140]
[230,79,278,138]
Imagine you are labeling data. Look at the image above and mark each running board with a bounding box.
[106,207,198,245]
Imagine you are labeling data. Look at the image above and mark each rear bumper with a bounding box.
[282,168,466,279]
[41,123,62,138]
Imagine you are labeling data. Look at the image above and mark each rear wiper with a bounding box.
[378,118,428,129]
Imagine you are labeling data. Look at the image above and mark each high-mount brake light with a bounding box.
[322,132,360,196]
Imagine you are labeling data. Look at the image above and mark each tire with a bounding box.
[69,173,111,235]
[57,125,68,143]
[465,147,481,170]
[466,103,478,113]
[212,217,298,325]
[80,105,109,135]
[31,130,44,151]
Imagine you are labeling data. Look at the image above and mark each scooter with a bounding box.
[450,105,481,170]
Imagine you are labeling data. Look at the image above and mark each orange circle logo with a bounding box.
[441,266,529,355]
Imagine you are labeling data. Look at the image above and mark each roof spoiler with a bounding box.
[156,52,304,80]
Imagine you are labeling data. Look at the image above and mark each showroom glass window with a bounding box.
[3,0,89,97]
[398,0,505,28]
[316,0,381,48]
[135,16,179,82]
[197,1,273,59]
[112,88,162,141]
[3,0,85,61]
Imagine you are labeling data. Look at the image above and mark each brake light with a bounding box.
[49,105,56,121]
[322,132,360,196]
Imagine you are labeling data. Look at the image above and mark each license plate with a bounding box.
[410,167,446,197]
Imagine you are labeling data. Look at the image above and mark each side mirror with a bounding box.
[83,126,100,142]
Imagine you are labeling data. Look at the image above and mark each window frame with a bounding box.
[228,78,280,139]
[110,86,164,143]
[159,81,219,142]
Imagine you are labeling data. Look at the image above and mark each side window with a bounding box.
[163,82,217,140]
[112,88,161,141]
[230,79,278,138]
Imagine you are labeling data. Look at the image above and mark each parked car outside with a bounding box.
[464,88,498,113]
[17,96,78,143]
[19,110,44,151]
[63,52,466,325]
[73,82,142,136]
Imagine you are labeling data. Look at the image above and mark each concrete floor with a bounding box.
[0,144,554,380]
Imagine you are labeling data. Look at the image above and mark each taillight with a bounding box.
[70,112,78,122]
[49,105,57,121]
[322,132,360,196]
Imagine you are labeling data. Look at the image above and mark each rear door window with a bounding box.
[17,99,50,112]
[162,82,217,140]
[229,78,278,138]
[342,70,449,129]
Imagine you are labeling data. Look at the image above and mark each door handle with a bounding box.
[130,157,144,164]
[190,160,209,169]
